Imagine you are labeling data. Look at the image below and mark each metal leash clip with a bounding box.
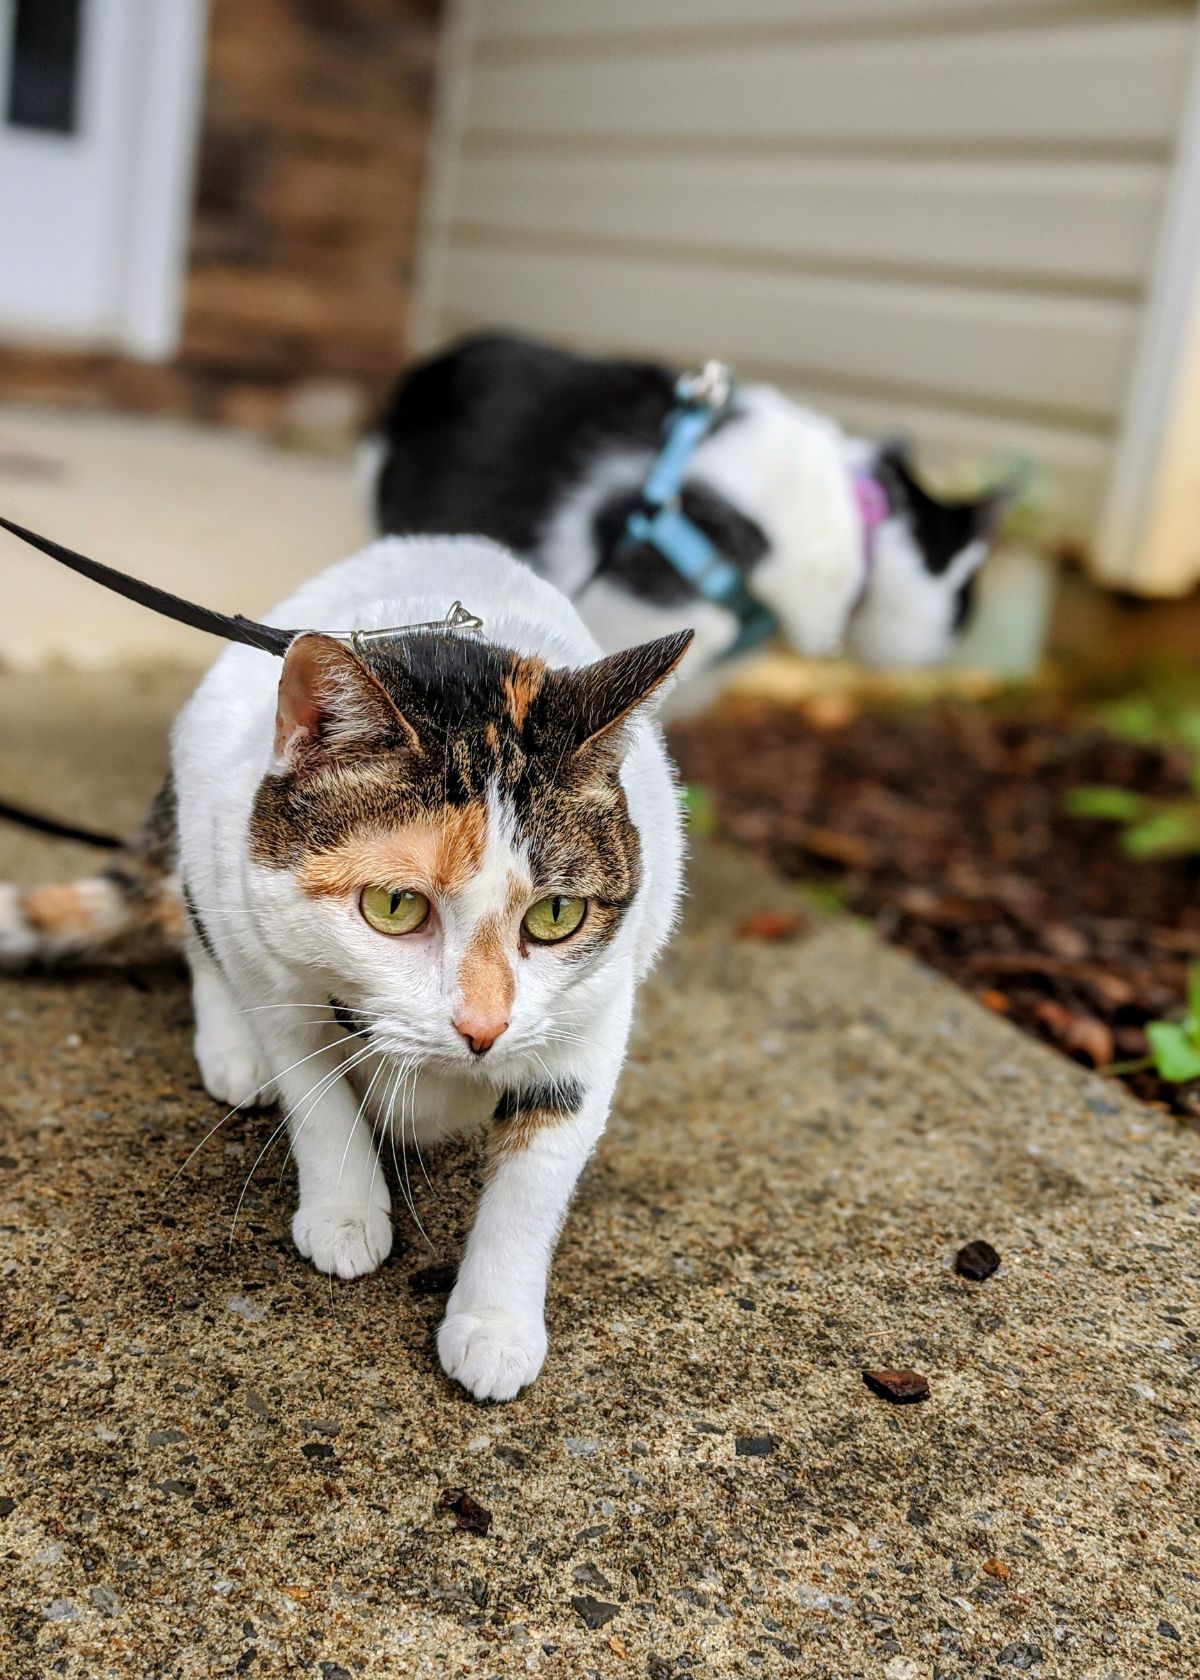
[675,359,733,413]
[331,600,486,656]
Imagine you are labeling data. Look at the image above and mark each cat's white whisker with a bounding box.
[165,1031,353,1191]
[227,1042,376,1248]
[396,1057,433,1248]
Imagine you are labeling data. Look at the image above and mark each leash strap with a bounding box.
[0,518,488,657]
[0,514,296,656]
[618,363,777,661]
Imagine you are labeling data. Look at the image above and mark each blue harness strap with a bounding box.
[617,363,776,661]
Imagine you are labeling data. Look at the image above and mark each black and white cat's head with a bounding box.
[674,385,1004,672]
[842,441,1005,668]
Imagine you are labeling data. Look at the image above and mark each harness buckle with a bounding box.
[335,600,486,655]
[676,359,733,413]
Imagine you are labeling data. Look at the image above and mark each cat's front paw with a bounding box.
[195,1018,276,1109]
[292,1199,392,1280]
[437,1303,548,1402]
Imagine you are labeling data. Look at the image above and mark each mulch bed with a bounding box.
[669,699,1200,1123]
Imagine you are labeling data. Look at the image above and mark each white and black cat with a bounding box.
[367,333,1005,710]
[0,537,691,1401]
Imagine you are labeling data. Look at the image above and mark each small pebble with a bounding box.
[863,1368,930,1405]
[955,1240,1000,1282]
[735,1434,776,1457]
[437,1486,491,1536]
[571,1594,619,1630]
[225,1295,266,1323]
[573,1563,614,1593]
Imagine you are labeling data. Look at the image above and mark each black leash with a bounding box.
[0,513,489,848]
[0,514,296,657]
[0,798,123,850]
[0,512,300,848]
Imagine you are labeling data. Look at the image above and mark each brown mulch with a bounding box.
[670,700,1200,1122]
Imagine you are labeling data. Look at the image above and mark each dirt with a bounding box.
[671,698,1200,1122]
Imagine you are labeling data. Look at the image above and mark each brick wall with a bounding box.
[0,0,442,440]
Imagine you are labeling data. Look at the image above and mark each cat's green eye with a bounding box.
[360,885,430,936]
[522,894,587,945]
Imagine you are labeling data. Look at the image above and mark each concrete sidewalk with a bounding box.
[0,672,1196,1680]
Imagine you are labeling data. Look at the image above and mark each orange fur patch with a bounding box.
[503,656,546,731]
[488,1104,567,1160]
[457,914,516,1023]
[155,878,187,943]
[22,882,111,937]
[296,805,488,899]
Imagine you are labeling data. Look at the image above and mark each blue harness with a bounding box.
[618,362,777,660]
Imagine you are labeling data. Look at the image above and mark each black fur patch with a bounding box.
[138,771,178,871]
[181,879,219,965]
[493,1081,584,1123]
[875,444,998,578]
[373,333,676,556]
[329,996,368,1037]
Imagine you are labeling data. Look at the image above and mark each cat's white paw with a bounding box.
[194,1018,276,1109]
[437,1303,548,1402]
[292,1199,393,1280]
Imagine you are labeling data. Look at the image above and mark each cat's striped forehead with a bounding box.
[248,634,647,918]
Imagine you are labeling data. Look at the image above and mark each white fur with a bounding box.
[530,385,985,713]
[172,537,685,1398]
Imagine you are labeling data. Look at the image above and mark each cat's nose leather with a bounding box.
[454,1013,509,1055]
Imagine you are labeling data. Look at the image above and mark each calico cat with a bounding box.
[368,333,1005,709]
[0,537,691,1401]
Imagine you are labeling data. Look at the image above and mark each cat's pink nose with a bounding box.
[453,1012,509,1056]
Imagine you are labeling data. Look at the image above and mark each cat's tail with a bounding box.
[0,779,184,970]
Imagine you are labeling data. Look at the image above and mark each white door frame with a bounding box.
[1097,16,1200,598]
[0,0,209,360]
[115,0,211,358]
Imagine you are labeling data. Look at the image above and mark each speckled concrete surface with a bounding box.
[1,672,1197,1680]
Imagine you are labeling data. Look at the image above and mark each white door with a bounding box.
[0,0,208,357]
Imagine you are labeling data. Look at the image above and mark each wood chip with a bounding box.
[1033,1000,1113,1069]
[862,1368,930,1404]
[738,910,805,942]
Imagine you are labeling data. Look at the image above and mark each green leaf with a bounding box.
[1177,709,1200,753]
[1121,804,1200,857]
[1101,694,1167,743]
[1063,786,1145,822]
[1146,1021,1200,1084]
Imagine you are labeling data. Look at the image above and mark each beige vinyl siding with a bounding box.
[475,0,1161,40]
[418,1,1200,549]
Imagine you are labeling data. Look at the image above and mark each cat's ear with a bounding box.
[544,629,694,756]
[273,633,419,771]
[970,482,1016,539]
[875,439,919,507]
